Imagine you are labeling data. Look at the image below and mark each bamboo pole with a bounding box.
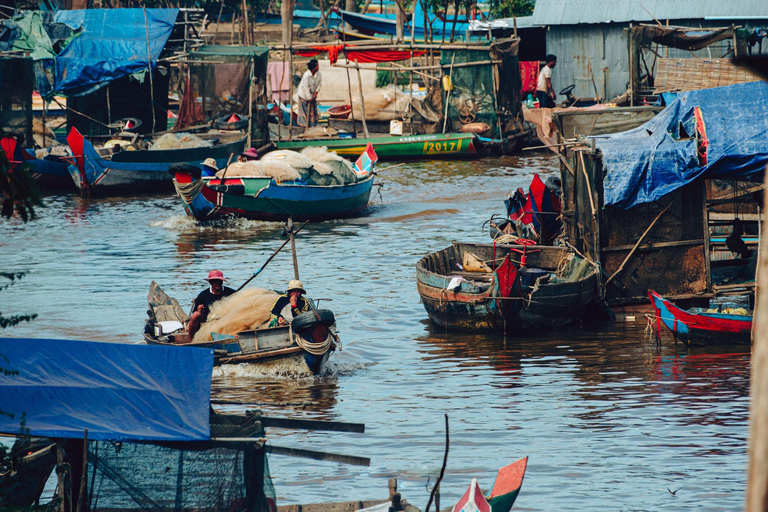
[355,61,370,138]
[747,166,768,512]
[345,64,357,137]
[442,53,455,133]
[247,60,254,147]
[289,51,294,140]
[271,41,495,51]
[332,60,501,72]
[142,6,157,133]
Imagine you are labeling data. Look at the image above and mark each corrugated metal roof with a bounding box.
[531,0,768,26]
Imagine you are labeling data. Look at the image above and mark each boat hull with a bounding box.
[649,290,752,345]
[277,133,480,160]
[417,243,598,334]
[67,128,247,195]
[175,172,375,222]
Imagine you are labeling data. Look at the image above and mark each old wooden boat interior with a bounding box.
[417,242,599,333]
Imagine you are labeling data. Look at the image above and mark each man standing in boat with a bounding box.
[536,54,557,108]
[297,59,322,130]
[188,269,236,339]
[269,280,310,327]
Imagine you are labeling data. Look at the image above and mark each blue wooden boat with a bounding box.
[66,127,247,196]
[336,6,468,38]
[416,242,598,333]
[171,147,378,222]
[144,281,337,375]
[648,290,753,346]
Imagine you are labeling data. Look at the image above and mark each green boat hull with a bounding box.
[276,132,481,160]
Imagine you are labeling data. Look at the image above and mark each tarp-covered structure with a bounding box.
[597,81,768,209]
[0,337,275,510]
[440,37,521,138]
[0,8,178,98]
[0,337,212,441]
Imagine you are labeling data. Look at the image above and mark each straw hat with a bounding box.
[206,269,228,282]
[201,157,218,168]
[287,280,305,294]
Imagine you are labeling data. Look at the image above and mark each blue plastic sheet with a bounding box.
[0,337,212,441]
[53,8,178,94]
[597,81,768,209]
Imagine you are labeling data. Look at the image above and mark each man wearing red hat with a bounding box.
[188,269,236,339]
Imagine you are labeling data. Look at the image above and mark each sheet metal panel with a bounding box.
[533,0,768,26]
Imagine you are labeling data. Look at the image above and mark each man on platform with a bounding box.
[297,59,322,130]
[536,54,557,108]
[188,269,236,339]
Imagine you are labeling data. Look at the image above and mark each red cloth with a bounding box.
[295,44,345,65]
[519,61,540,95]
[176,75,205,130]
[345,49,426,63]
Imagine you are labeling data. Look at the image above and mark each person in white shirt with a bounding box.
[297,59,322,129]
[536,54,557,108]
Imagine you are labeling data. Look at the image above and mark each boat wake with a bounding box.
[212,356,373,380]
[151,214,285,232]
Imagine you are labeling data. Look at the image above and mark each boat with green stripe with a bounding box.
[276,132,486,160]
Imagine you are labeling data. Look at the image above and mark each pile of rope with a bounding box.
[290,324,334,355]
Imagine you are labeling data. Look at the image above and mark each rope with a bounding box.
[290,323,333,355]
[174,178,203,204]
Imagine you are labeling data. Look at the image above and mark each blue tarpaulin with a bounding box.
[53,8,178,94]
[597,81,768,209]
[0,337,212,441]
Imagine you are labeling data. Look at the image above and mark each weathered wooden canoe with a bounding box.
[171,166,375,222]
[417,242,598,333]
[144,282,337,375]
[66,127,247,196]
[648,290,753,346]
[277,132,482,160]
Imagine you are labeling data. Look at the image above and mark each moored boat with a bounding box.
[144,281,337,375]
[276,132,484,160]
[416,242,599,333]
[171,145,378,222]
[452,457,528,512]
[66,127,247,196]
[648,290,753,346]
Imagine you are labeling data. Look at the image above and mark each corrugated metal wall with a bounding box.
[546,24,630,102]
[546,19,768,102]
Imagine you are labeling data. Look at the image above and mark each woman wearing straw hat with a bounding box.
[188,269,236,339]
[268,280,310,327]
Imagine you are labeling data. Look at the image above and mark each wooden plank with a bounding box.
[267,445,371,466]
[217,346,302,364]
[261,417,365,433]
[599,239,704,252]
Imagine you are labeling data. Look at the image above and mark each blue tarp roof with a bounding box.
[597,81,768,209]
[0,337,213,441]
[53,8,178,94]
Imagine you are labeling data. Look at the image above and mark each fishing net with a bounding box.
[351,85,410,121]
[260,149,313,168]
[82,416,276,511]
[194,288,279,343]
[217,161,302,181]
[150,132,213,150]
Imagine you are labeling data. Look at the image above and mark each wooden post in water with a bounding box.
[288,217,300,280]
[747,164,768,511]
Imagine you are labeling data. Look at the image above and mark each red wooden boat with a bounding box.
[648,290,752,346]
[452,457,528,512]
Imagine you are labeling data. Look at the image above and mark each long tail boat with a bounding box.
[170,157,376,222]
[417,242,598,334]
[144,281,337,375]
[276,132,488,160]
[648,290,753,345]
[66,127,247,196]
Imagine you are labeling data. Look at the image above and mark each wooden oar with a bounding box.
[236,220,310,292]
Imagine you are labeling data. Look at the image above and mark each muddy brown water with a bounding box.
[1,153,749,510]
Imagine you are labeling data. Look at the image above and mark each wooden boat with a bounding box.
[144,282,337,375]
[416,242,599,333]
[648,290,753,346]
[66,127,248,195]
[487,457,528,512]
[277,132,484,160]
[452,457,528,512]
[171,163,376,222]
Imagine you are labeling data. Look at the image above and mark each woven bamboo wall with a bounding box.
[654,58,761,93]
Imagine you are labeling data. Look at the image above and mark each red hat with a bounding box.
[241,147,259,160]
[206,269,227,282]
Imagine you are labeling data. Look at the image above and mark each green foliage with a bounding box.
[376,70,411,87]
[489,0,534,18]
[0,273,37,329]
[0,148,41,222]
